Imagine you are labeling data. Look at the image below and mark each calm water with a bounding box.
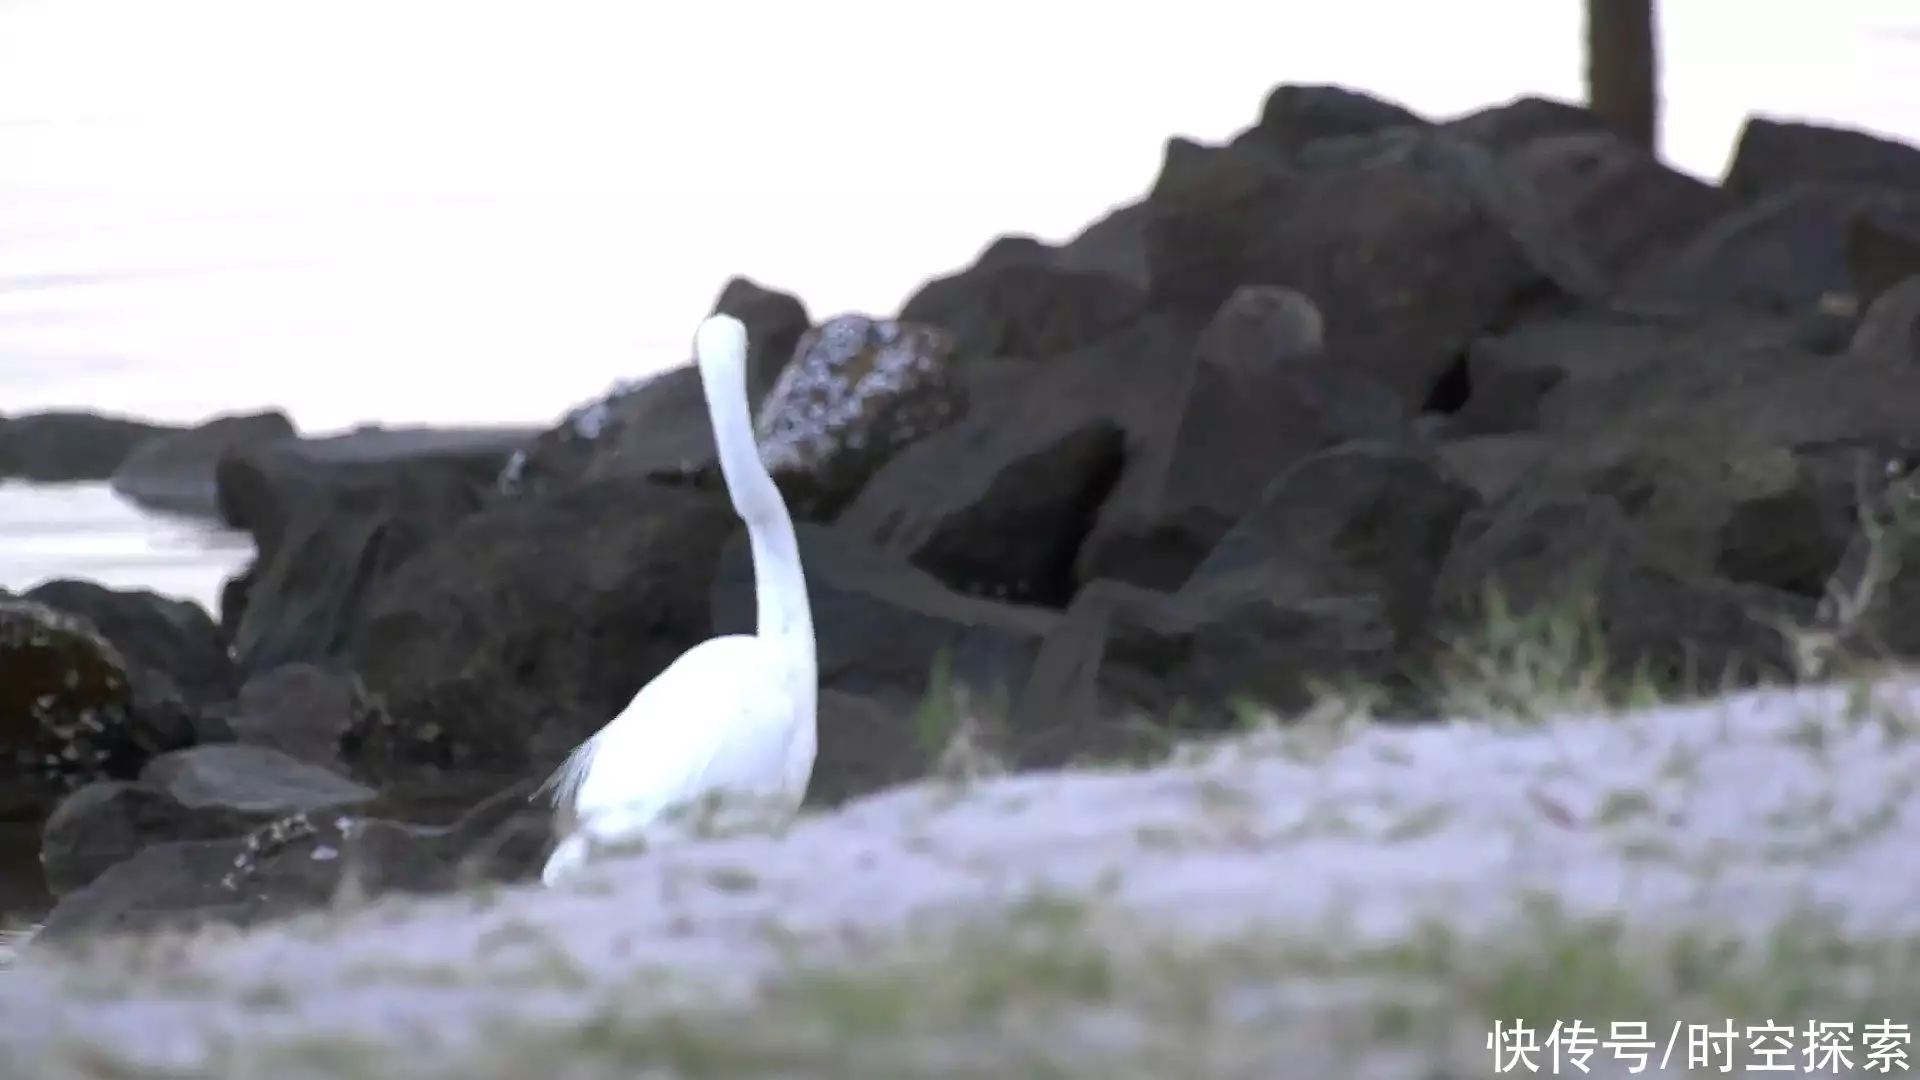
[2,0,1918,613]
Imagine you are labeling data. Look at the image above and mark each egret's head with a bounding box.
[695,314,751,381]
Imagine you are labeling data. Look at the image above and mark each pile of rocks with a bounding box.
[8,82,1920,944]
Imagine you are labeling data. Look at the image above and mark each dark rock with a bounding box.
[1191,440,1481,649]
[23,579,236,708]
[140,744,375,818]
[0,598,196,825]
[34,839,266,944]
[1452,311,1837,438]
[1187,283,1327,374]
[1055,201,1149,289]
[34,778,545,947]
[1494,129,1734,285]
[217,428,510,674]
[1143,128,1546,406]
[1849,276,1920,363]
[1080,288,1410,590]
[0,411,171,483]
[1621,184,1920,315]
[345,477,738,781]
[1442,95,1608,152]
[1426,412,1920,695]
[1712,440,1901,602]
[39,743,374,897]
[108,409,296,519]
[869,311,1209,595]
[1432,489,1807,693]
[1010,580,1390,766]
[39,781,250,898]
[216,425,526,564]
[709,276,812,411]
[1010,442,1476,757]
[1723,115,1920,203]
[899,253,1145,363]
[1437,433,1550,504]
[1847,211,1920,310]
[712,524,1056,713]
[839,415,1127,608]
[974,234,1054,270]
[228,663,382,768]
[808,689,928,809]
[218,778,548,902]
[497,364,714,499]
[1236,83,1428,158]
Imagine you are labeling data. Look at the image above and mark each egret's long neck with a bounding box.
[701,350,815,665]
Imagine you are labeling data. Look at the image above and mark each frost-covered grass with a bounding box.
[5,667,1920,1078]
[25,897,1920,1080]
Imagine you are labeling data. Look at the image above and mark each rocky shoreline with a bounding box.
[5,81,1920,1072]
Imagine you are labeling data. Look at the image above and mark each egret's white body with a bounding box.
[538,314,817,888]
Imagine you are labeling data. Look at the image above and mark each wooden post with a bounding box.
[1585,0,1659,155]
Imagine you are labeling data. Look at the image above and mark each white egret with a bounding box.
[538,314,818,887]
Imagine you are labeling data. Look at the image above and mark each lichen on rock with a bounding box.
[495,372,658,497]
[754,314,967,515]
[220,809,362,892]
[0,598,144,804]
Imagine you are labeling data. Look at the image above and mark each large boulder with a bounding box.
[343,477,739,782]
[1430,350,1920,693]
[0,411,172,483]
[1011,441,1477,756]
[108,409,297,519]
[0,598,197,825]
[1142,126,1549,407]
[495,363,714,500]
[1431,487,1810,695]
[1849,276,1920,363]
[1722,115,1920,203]
[35,776,542,945]
[224,663,384,769]
[215,426,522,674]
[1077,287,1411,591]
[864,312,1208,597]
[23,579,236,709]
[1846,210,1920,310]
[38,744,375,898]
[1441,94,1607,152]
[1490,127,1734,286]
[838,403,1127,608]
[1236,83,1428,157]
[898,238,1145,363]
[1055,201,1150,289]
[1619,183,1920,317]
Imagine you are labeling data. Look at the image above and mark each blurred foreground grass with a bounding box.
[18,891,1919,1080]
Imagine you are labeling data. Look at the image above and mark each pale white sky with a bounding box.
[3,0,1912,193]
[0,0,1914,427]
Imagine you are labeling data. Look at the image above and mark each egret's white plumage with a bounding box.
[538,313,817,888]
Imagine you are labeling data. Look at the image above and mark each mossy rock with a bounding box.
[0,599,145,817]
